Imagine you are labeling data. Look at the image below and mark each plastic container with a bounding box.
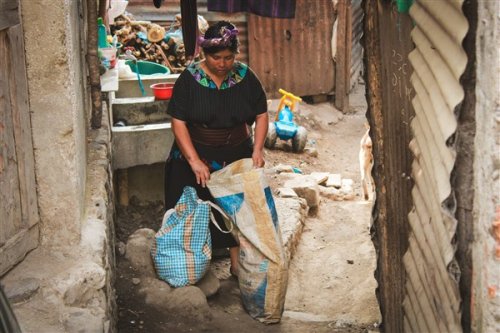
[99,47,117,69]
[126,60,170,75]
[396,0,413,13]
[150,83,174,100]
[97,17,109,48]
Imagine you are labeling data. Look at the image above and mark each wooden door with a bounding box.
[0,0,39,276]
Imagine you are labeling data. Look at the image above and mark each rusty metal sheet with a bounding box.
[247,0,335,98]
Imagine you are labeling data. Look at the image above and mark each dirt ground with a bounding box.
[114,82,381,332]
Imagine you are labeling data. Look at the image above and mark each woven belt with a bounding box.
[189,124,250,147]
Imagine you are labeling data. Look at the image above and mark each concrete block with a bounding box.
[283,176,320,208]
[319,185,345,201]
[276,187,299,198]
[276,197,308,261]
[310,172,329,185]
[273,164,295,173]
[326,173,342,188]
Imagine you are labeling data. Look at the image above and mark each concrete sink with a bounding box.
[110,73,179,170]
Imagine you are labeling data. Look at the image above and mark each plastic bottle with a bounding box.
[97,17,109,48]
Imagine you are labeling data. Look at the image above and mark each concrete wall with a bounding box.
[472,1,500,332]
[125,163,165,203]
[20,0,87,246]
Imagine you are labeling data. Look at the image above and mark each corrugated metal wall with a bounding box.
[350,0,363,89]
[125,0,249,64]
[403,0,468,332]
[247,0,336,98]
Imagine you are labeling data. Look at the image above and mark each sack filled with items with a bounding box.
[207,158,288,324]
[151,186,230,287]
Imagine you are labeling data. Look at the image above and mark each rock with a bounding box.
[196,270,220,298]
[319,185,344,201]
[326,174,342,188]
[62,307,105,333]
[341,178,354,187]
[132,278,141,285]
[125,228,156,277]
[138,277,172,297]
[340,179,355,200]
[140,281,211,321]
[283,176,320,208]
[3,277,40,303]
[279,172,303,182]
[117,241,126,256]
[50,262,106,307]
[276,187,298,198]
[304,147,319,157]
[167,286,212,321]
[273,164,294,173]
[310,172,329,185]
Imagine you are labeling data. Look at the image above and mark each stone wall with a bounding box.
[472,1,500,332]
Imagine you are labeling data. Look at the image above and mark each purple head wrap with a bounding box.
[198,26,239,48]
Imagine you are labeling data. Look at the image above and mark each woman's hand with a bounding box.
[252,149,265,168]
[171,119,210,187]
[189,159,211,188]
[252,112,269,168]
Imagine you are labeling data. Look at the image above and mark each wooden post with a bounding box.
[334,0,352,112]
[88,0,103,129]
[117,169,129,207]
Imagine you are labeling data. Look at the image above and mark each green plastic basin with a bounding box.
[126,60,170,75]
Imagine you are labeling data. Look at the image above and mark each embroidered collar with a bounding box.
[187,61,248,89]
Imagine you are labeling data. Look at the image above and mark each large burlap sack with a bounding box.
[207,158,288,324]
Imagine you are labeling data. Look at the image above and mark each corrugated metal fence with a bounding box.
[364,0,471,331]
[247,0,336,98]
[350,0,363,89]
[403,0,468,331]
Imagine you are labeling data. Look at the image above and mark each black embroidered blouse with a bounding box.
[167,61,267,129]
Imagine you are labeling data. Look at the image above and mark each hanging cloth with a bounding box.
[181,0,199,59]
[207,0,296,19]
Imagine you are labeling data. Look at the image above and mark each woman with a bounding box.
[164,21,269,277]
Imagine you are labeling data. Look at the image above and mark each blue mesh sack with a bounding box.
[151,186,230,287]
